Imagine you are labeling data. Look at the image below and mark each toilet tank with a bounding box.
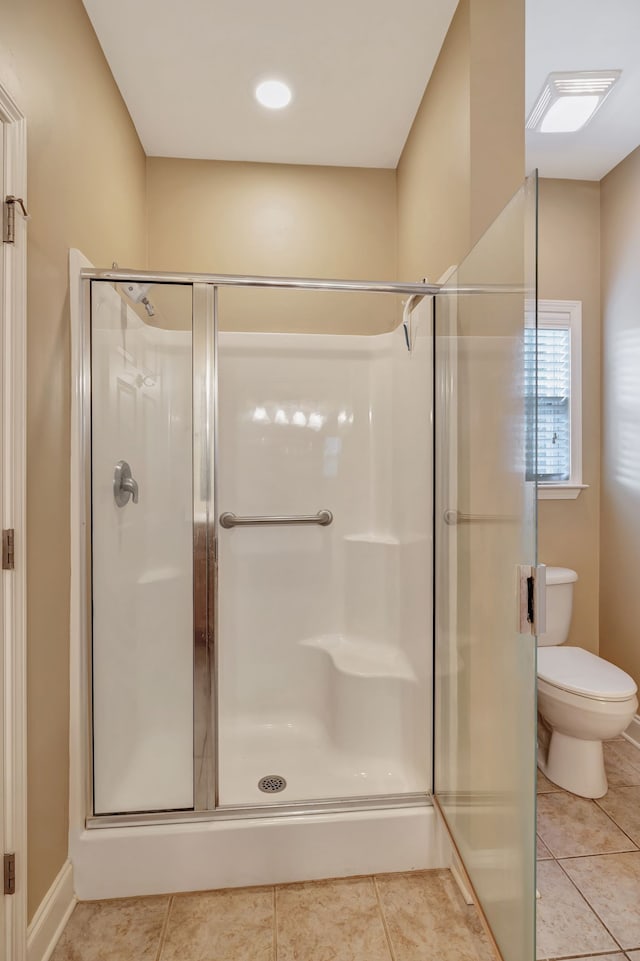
[538,566,578,647]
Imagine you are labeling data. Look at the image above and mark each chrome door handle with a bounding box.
[113,460,139,507]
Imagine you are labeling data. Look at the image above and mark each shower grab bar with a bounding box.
[444,509,515,525]
[219,509,333,529]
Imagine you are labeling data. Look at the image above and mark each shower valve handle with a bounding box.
[113,460,139,507]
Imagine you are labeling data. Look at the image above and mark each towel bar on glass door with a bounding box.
[219,510,333,529]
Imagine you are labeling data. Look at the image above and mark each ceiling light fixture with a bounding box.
[526,70,621,133]
[255,79,292,110]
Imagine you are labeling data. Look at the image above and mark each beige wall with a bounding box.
[147,158,397,333]
[0,0,147,919]
[397,0,524,282]
[396,0,470,282]
[600,145,640,687]
[537,179,601,654]
[468,0,525,244]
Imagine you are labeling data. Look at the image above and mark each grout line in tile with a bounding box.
[605,743,640,782]
[544,834,630,871]
[538,797,639,860]
[545,828,636,961]
[372,876,397,961]
[593,796,640,850]
[554,856,626,954]
[546,952,627,960]
[273,886,278,961]
[154,895,174,961]
[543,846,638,861]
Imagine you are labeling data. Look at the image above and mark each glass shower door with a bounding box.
[215,286,433,808]
[91,281,195,815]
[434,178,538,961]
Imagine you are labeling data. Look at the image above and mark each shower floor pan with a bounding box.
[218,713,427,806]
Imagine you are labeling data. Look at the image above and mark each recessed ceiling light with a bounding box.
[255,80,292,110]
[526,70,621,133]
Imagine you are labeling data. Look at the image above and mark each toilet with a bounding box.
[537,566,638,799]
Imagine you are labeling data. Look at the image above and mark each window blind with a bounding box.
[525,326,571,483]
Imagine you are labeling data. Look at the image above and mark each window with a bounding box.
[526,300,585,499]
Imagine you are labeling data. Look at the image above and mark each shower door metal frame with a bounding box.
[192,283,218,810]
[81,267,524,828]
[81,278,95,825]
[83,269,440,296]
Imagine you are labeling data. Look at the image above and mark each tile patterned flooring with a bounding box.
[536,737,640,961]
[51,870,494,961]
[51,736,640,961]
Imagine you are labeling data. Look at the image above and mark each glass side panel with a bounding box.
[91,281,194,814]
[215,287,433,806]
[434,177,538,961]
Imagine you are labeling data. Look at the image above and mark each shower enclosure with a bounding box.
[72,179,538,961]
[89,279,434,817]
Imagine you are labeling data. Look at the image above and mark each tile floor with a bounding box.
[536,736,640,961]
[50,870,494,961]
[50,736,640,961]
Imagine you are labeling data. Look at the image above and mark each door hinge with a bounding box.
[2,529,15,570]
[3,195,29,244]
[527,574,535,624]
[518,563,547,635]
[4,853,15,895]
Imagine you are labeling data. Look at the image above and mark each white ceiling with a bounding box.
[81,0,458,168]
[526,0,640,180]
[83,0,640,179]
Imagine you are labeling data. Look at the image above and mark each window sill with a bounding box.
[538,484,588,501]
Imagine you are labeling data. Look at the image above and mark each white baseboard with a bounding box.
[624,714,640,750]
[27,861,76,961]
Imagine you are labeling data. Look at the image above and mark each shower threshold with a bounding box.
[87,791,431,829]
[75,798,442,900]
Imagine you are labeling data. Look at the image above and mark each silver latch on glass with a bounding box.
[113,460,139,507]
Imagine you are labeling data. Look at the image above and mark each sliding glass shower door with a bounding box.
[88,279,435,816]
[434,177,538,961]
[215,287,433,807]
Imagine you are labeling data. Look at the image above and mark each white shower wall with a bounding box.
[91,284,194,814]
[217,304,433,804]
[91,284,433,815]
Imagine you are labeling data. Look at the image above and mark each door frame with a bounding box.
[0,83,28,961]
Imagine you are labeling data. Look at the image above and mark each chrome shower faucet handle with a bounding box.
[113,460,139,507]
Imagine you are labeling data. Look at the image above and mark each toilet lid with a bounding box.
[538,647,637,701]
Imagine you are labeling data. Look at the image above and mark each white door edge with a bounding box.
[0,81,28,961]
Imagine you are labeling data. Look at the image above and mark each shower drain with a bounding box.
[258,774,287,794]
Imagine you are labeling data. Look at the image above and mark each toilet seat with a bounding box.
[538,646,637,702]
